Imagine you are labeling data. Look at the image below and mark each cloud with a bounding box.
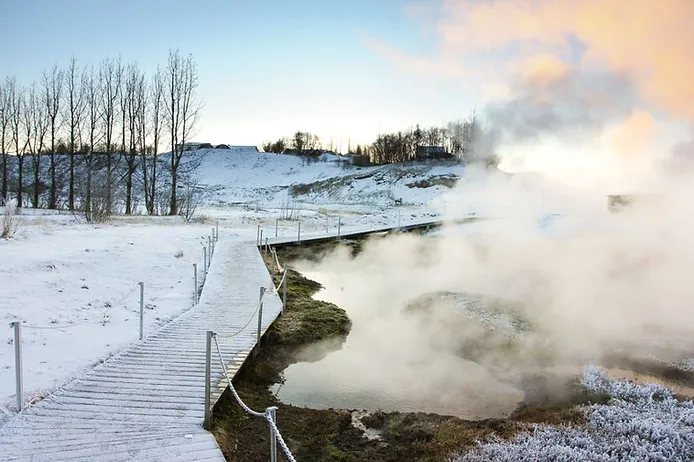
[486,59,636,144]
[425,0,694,121]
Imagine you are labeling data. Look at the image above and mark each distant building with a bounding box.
[347,154,370,167]
[177,142,213,151]
[416,146,452,161]
[231,145,260,152]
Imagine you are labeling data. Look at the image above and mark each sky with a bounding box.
[1,0,477,150]
[2,0,694,190]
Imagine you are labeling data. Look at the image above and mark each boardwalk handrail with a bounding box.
[212,334,297,462]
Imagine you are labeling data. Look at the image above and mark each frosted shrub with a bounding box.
[1,203,20,238]
[456,365,694,461]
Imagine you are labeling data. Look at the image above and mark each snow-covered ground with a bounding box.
[0,218,216,414]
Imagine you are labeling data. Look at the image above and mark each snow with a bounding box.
[197,147,462,208]
[0,219,215,413]
[456,366,694,461]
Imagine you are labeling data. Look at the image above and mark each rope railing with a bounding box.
[225,291,266,339]
[212,334,297,462]
[269,266,288,295]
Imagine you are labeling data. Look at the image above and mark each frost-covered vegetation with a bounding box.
[457,365,694,461]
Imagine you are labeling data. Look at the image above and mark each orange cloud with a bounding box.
[430,0,694,121]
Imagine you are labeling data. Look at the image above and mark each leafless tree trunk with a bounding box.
[143,67,163,215]
[123,63,142,214]
[27,83,49,208]
[64,57,85,211]
[43,64,63,209]
[7,79,24,207]
[0,79,9,204]
[83,66,101,215]
[164,49,201,216]
[100,57,122,214]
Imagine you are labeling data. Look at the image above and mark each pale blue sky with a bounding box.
[1,0,480,147]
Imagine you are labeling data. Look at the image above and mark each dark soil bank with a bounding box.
[211,239,599,462]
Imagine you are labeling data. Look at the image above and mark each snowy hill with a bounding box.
[196,147,464,207]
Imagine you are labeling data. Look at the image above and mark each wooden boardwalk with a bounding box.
[0,236,282,461]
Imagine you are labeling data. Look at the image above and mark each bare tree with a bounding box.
[164,49,202,216]
[82,66,101,215]
[27,83,49,208]
[123,63,143,214]
[7,79,24,207]
[143,67,163,215]
[64,57,85,211]
[43,64,63,209]
[0,79,9,204]
[100,57,122,214]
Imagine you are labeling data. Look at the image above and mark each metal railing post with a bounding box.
[337,217,341,238]
[203,330,214,429]
[282,268,288,313]
[268,406,278,462]
[216,222,219,242]
[9,322,23,412]
[275,218,278,238]
[139,282,145,340]
[208,236,213,261]
[255,287,266,356]
[203,247,207,278]
[256,224,260,246]
[193,263,198,305]
[297,221,301,243]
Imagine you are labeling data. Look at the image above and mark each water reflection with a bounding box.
[273,269,524,419]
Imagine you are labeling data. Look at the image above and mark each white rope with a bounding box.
[269,268,288,295]
[21,283,140,330]
[271,247,284,273]
[225,291,266,338]
[212,335,265,417]
[265,409,297,462]
[213,335,297,462]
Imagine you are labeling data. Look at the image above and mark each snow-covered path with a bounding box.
[0,236,282,461]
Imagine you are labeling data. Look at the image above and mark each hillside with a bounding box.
[196,147,464,208]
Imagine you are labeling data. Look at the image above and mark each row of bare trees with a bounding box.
[260,113,496,167]
[261,130,323,154]
[0,49,202,219]
[368,112,496,165]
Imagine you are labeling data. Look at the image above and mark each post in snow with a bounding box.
[337,217,342,238]
[203,330,214,429]
[9,321,23,412]
[297,220,301,244]
[193,263,199,305]
[139,282,145,340]
[275,218,279,238]
[255,287,266,357]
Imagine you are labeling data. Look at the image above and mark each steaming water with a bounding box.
[273,269,524,419]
